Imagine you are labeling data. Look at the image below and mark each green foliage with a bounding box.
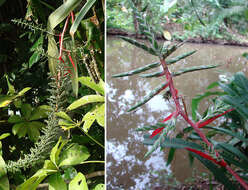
[1,0,104,188]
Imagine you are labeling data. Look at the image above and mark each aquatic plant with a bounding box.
[113,0,248,189]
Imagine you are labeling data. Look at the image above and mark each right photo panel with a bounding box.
[106,0,248,189]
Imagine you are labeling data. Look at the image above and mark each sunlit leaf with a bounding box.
[70,0,96,38]
[50,137,68,166]
[17,87,31,97]
[93,184,105,190]
[48,173,67,190]
[59,144,90,167]
[163,30,172,40]
[95,103,104,127]
[67,95,105,111]
[68,173,88,190]
[0,155,9,190]
[56,111,73,122]
[78,76,105,95]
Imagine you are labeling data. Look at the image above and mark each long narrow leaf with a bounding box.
[136,122,167,131]
[119,36,158,56]
[173,64,220,77]
[191,152,237,190]
[70,0,96,37]
[128,82,168,112]
[112,62,160,78]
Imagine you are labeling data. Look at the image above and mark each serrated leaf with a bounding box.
[67,95,104,111]
[112,62,160,78]
[128,82,168,112]
[173,64,220,77]
[68,173,88,190]
[191,152,237,190]
[48,173,67,190]
[119,36,158,56]
[78,76,105,95]
[59,144,90,167]
[191,91,225,121]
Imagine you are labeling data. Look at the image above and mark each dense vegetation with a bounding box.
[107,0,248,43]
[0,0,104,189]
[111,0,248,189]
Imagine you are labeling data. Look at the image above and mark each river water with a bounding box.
[106,36,248,190]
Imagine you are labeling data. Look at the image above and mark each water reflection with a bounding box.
[107,36,247,189]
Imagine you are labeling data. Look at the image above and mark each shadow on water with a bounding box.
[106,36,248,190]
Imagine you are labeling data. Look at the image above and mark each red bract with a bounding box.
[150,127,164,138]
[197,108,234,128]
[185,148,227,167]
[162,112,176,122]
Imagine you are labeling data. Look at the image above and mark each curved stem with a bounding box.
[160,58,248,189]
[78,127,104,149]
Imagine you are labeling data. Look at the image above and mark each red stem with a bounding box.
[159,59,248,189]
[59,15,71,59]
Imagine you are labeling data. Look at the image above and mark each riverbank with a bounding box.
[107,27,248,47]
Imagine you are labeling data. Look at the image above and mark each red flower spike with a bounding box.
[186,148,227,167]
[150,127,164,138]
[67,53,76,72]
[198,108,234,128]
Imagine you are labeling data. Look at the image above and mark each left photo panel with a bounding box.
[0,0,105,189]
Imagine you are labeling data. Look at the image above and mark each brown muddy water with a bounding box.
[106,36,248,190]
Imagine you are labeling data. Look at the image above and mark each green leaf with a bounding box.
[12,122,27,137]
[70,0,96,37]
[67,95,105,111]
[191,91,225,121]
[0,96,13,108]
[68,173,88,190]
[30,105,51,121]
[167,148,176,166]
[191,152,237,190]
[78,77,105,95]
[47,0,81,74]
[5,75,15,95]
[119,36,158,56]
[112,62,160,78]
[17,87,31,97]
[30,35,43,52]
[27,122,45,142]
[48,173,67,190]
[95,103,104,127]
[8,115,24,123]
[50,137,68,167]
[17,168,57,190]
[59,144,90,167]
[128,82,168,112]
[82,110,96,133]
[0,155,9,190]
[21,104,32,120]
[56,111,73,122]
[173,64,220,77]
[29,52,40,68]
[0,133,10,141]
[93,184,105,190]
